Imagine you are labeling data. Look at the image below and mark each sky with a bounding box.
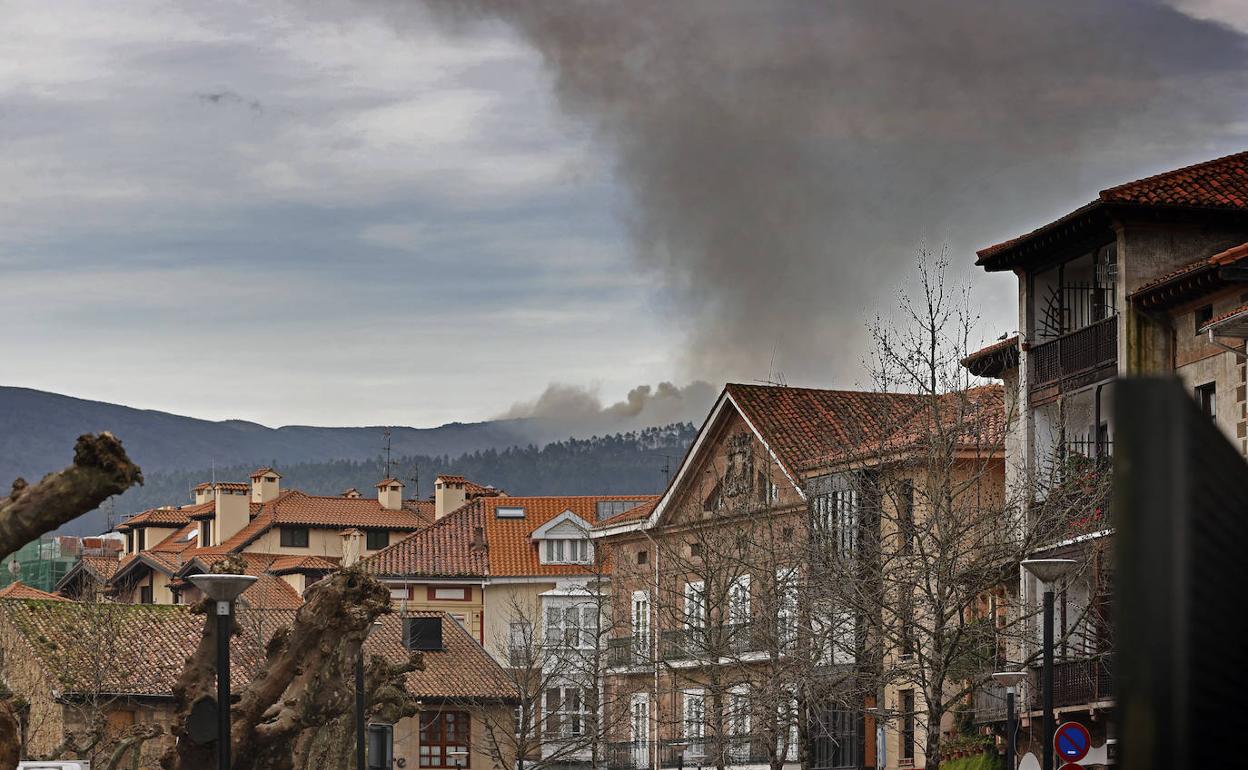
[3,0,1248,429]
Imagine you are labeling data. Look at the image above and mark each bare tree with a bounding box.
[818,246,1109,770]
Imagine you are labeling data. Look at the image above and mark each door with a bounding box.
[631,693,650,768]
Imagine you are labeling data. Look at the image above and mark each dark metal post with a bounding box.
[1005,689,1016,770]
[356,652,367,770]
[1042,589,1055,770]
[677,752,684,770]
[216,603,232,770]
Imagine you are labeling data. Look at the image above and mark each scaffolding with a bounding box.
[1,536,80,592]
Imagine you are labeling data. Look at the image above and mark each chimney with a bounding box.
[193,482,216,506]
[340,528,363,567]
[250,468,282,503]
[376,478,404,511]
[214,483,250,543]
[342,487,362,499]
[435,475,467,519]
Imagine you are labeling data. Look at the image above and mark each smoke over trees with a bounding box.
[362,0,1248,388]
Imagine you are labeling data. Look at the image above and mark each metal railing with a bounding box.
[608,636,651,668]
[1030,315,1117,389]
[605,736,777,769]
[660,623,757,661]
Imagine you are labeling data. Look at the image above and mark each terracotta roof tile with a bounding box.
[369,611,515,700]
[598,500,657,527]
[250,467,281,478]
[268,555,340,573]
[0,600,279,697]
[961,335,1020,378]
[978,151,1248,265]
[78,554,125,581]
[361,503,489,579]
[0,582,70,601]
[481,496,653,577]
[117,507,194,529]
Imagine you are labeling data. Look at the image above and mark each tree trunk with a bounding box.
[0,432,142,560]
[0,697,20,770]
[161,567,409,770]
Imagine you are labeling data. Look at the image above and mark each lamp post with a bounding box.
[188,573,257,770]
[991,671,1028,770]
[670,738,689,770]
[357,619,384,770]
[1021,559,1076,770]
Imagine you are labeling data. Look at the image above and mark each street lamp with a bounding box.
[447,747,470,770]
[1022,558,1076,770]
[991,671,1028,770]
[357,619,385,770]
[188,573,257,770]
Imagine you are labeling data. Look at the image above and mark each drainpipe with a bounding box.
[644,528,661,770]
[1206,329,1248,360]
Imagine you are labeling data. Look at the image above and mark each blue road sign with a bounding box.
[1054,721,1091,762]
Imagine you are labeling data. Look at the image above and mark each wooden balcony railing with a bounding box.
[1030,315,1117,391]
[1030,657,1114,709]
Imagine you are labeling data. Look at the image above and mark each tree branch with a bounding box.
[0,432,142,559]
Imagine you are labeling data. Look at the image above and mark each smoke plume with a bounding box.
[501,381,716,434]
[367,0,1248,388]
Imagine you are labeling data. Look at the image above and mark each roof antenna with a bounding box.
[757,337,787,387]
[382,428,393,478]
[660,454,672,491]
[407,462,420,501]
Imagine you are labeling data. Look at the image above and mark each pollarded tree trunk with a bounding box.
[0,695,20,770]
[161,566,405,770]
[0,432,142,560]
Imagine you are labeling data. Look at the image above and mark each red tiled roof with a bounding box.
[978,151,1248,266]
[78,554,124,581]
[118,507,193,529]
[212,482,250,492]
[0,582,70,601]
[268,555,339,573]
[376,478,403,488]
[1201,301,1248,333]
[482,496,653,577]
[368,611,515,701]
[250,467,281,478]
[961,335,1020,378]
[725,384,927,474]
[361,503,489,579]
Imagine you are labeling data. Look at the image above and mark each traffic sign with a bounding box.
[1054,721,1091,762]
[1058,764,1084,770]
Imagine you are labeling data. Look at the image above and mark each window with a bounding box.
[757,471,779,505]
[630,693,650,766]
[366,530,389,550]
[419,711,470,768]
[631,591,650,656]
[542,538,591,565]
[900,690,916,764]
[727,685,751,760]
[136,528,146,551]
[126,530,135,554]
[636,550,648,565]
[683,689,705,752]
[367,724,393,770]
[139,585,153,604]
[280,527,309,548]
[201,521,212,548]
[777,694,799,761]
[508,620,533,667]
[495,507,526,519]
[684,581,706,635]
[728,574,751,626]
[1195,304,1214,335]
[897,480,915,556]
[1196,382,1217,421]
[813,479,860,557]
[689,542,702,557]
[776,568,798,651]
[544,687,586,737]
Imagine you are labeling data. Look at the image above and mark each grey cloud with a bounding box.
[194,89,263,112]
[500,381,717,432]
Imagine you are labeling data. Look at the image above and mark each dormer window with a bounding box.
[530,510,595,565]
[544,538,590,565]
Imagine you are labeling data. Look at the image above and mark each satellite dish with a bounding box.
[7,559,20,579]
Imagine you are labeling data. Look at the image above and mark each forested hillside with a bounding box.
[79,423,696,534]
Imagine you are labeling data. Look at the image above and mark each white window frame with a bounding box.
[727,684,751,761]
[682,688,705,754]
[541,537,593,565]
[631,590,651,657]
[630,692,650,767]
[776,567,798,652]
[684,580,706,631]
[729,574,751,626]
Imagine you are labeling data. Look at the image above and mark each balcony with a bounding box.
[606,736,775,769]
[972,678,1011,724]
[1029,315,1117,398]
[661,623,757,662]
[608,636,651,668]
[1029,658,1114,710]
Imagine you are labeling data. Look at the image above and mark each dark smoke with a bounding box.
[365,0,1248,388]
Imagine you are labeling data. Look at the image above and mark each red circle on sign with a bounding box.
[1054,721,1091,762]
[1059,764,1084,770]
